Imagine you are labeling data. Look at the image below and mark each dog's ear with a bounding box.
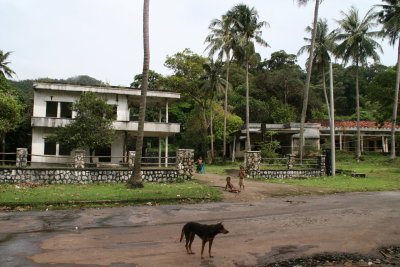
[218,222,223,225]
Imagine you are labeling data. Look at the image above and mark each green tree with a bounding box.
[205,13,236,161]
[48,91,115,162]
[0,76,23,163]
[376,0,400,160]
[226,4,269,150]
[367,67,397,124]
[127,0,150,188]
[164,49,210,138]
[335,6,382,161]
[298,18,336,121]
[65,75,104,86]
[264,50,298,70]
[296,0,321,162]
[201,60,226,160]
[130,70,163,90]
[0,50,16,78]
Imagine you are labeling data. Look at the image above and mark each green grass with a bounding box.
[266,152,400,192]
[0,181,221,210]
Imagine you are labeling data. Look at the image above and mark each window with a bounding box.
[44,139,56,155]
[59,143,70,156]
[96,146,111,162]
[60,102,72,118]
[46,101,58,117]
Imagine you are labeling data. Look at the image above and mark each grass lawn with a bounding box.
[266,152,400,192]
[0,181,221,211]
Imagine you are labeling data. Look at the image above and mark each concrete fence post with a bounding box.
[244,151,261,178]
[318,155,326,176]
[16,148,28,168]
[74,150,86,168]
[128,151,136,168]
[176,149,194,179]
[286,154,295,170]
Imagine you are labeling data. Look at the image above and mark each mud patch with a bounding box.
[253,246,400,267]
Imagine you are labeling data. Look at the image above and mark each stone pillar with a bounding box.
[286,154,295,170]
[244,151,261,178]
[176,149,194,179]
[318,154,326,176]
[16,148,28,168]
[74,150,86,168]
[128,151,136,168]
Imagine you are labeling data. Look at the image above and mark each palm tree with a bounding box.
[376,0,400,160]
[298,19,336,121]
[0,50,16,78]
[127,0,150,188]
[296,0,321,162]
[335,6,382,161]
[205,14,235,161]
[227,4,269,151]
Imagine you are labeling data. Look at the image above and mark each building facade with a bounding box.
[31,82,180,166]
[232,121,400,159]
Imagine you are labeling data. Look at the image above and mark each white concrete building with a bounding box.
[31,82,180,166]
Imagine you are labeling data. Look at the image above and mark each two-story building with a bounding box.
[31,82,180,166]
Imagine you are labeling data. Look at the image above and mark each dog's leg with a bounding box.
[185,232,191,254]
[201,239,207,259]
[208,238,214,258]
[188,233,195,254]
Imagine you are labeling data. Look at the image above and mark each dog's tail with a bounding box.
[179,228,184,242]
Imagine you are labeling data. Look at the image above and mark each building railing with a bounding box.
[0,151,177,168]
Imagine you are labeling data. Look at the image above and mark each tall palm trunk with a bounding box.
[127,0,150,188]
[245,58,251,151]
[322,67,331,121]
[210,106,214,162]
[299,0,320,161]
[390,40,400,160]
[223,59,230,161]
[355,62,361,161]
[1,134,5,165]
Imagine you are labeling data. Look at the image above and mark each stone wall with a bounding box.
[244,151,326,179]
[176,149,194,179]
[0,168,182,184]
[248,169,322,179]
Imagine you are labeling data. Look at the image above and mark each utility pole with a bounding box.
[329,62,336,176]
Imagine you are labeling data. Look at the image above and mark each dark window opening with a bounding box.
[44,139,56,155]
[60,102,72,118]
[96,146,111,162]
[59,143,70,156]
[46,101,58,117]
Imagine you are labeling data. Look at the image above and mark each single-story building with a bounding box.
[232,120,400,158]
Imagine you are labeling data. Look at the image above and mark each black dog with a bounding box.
[180,222,229,258]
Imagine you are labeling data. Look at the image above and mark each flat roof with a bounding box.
[33,82,180,104]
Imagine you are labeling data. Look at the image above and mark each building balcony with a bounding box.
[31,117,180,136]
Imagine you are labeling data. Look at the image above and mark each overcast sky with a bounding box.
[0,0,396,87]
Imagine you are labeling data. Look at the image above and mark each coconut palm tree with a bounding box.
[127,0,150,188]
[0,50,16,78]
[296,0,321,161]
[376,0,400,160]
[335,6,382,161]
[205,14,235,161]
[226,4,269,151]
[298,19,336,121]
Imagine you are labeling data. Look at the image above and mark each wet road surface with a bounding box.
[0,191,399,266]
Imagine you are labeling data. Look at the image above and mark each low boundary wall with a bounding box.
[0,168,183,184]
[248,169,322,179]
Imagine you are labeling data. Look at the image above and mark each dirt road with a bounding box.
[1,188,399,266]
[194,172,332,201]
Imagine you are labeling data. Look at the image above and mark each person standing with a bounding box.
[239,166,246,190]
